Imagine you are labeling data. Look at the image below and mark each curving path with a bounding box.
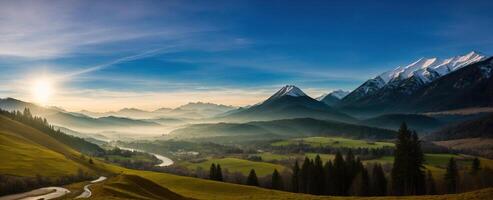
[0,187,70,200]
[75,176,107,199]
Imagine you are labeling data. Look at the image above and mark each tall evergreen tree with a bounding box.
[357,167,370,196]
[371,164,387,196]
[313,155,325,195]
[271,169,283,190]
[411,132,426,194]
[445,158,458,193]
[391,123,425,195]
[216,164,223,181]
[300,157,311,193]
[209,163,216,180]
[332,152,346,195]
[292,160,300,193]
[426,170,436,195]
[246,169,259,186]
[471,157,481,175]
[324,160,334,195]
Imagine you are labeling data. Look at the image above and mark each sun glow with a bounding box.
[32,78,54,105]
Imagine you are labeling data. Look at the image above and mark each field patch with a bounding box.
[272,136,394,149]
[179,157,287,176]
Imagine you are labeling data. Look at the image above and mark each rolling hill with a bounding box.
[2,111,493,200]
[361,114,443,133]
[165,118,396,143]
[426,113,493,141]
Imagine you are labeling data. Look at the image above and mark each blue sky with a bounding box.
[0,0,492,111]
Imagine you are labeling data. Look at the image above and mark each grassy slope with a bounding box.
[86,174,194,200]
[2,115,493,200]
[272,136,394,149]
[0,116,98,177]
[179,157,287,176]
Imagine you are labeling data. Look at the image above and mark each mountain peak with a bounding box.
[269,85,307,99]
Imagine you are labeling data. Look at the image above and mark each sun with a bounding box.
[32,78,53,105]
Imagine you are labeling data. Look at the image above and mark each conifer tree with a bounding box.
[426,170,436,195]
[300,157,311,193]
[271,169,283,190]
[471,157,480,175]
[371,164,387,196]
[216,164,223,181]
[332,152,346,195]
[209,163,216,180]
[313,154,325,195]
[445,158,458,193]
[292,160,300,193]
[324,160,334,195]
[246,169,259,186]
[391,122,425,195]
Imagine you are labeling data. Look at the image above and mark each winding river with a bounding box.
[117,146,174,167]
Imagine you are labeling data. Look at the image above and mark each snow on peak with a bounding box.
[377,51,487,84]
[270,85,307,99]
[330,90,350,99]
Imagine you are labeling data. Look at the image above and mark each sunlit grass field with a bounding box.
[179,157,287,176]
[272,136,394,149]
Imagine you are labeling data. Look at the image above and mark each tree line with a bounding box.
[201,123,493,196]
[0,108,104,155]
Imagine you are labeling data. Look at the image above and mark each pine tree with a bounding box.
[271,169,283,190]
[426,170,436,195]
[324,160,334,195]
[216,164,223,181]
[445,158,458,193]
[300,157,311,193]
[471,157,481,175]
[313,154,325,195]
[358,167,370,196]
[292,160,300,193]
[411,132,426,195]
[332,151,346,195]
[391,123,425,195]
[344,150,357,195]
[371,164,387,196]
[246,169,259,186]
[209,163,216,180]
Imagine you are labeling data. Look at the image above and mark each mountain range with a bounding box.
[221,85,355,123]
[316,90,350,106]
[337,51,492,116]
[80,102,236,119]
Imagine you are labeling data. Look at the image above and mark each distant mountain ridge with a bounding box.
[166,118,396,143]
[316,90,350,106]
[337,52,492,116]
[79,102,236,119]
[223,85,355,122]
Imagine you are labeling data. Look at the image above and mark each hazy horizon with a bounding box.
[1,0,492,111]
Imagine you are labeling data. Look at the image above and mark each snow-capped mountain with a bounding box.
[341,51,487,106]
[267,85,307,100]
[317,90,350,106]
[223,85,355,122]
[338,54,493,117]
[378,51,485,84]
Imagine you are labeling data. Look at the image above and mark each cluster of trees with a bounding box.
[291,152,386,196]
[102,148,161,170]
[209,163,223,181]
[0,169,94,196]
[0,108,104,155]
